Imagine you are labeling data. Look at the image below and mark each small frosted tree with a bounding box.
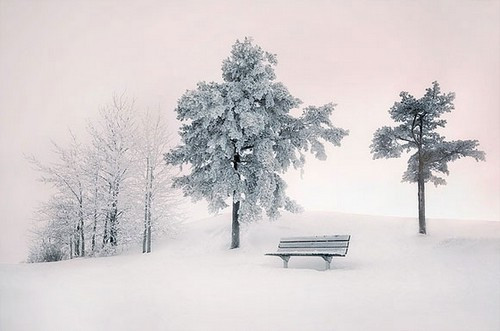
[166,38,348,248]
[370,82,485,234]
[88,96,136,250]
[28,134,87,257]
[133,110,183,253]
[82,146,105,254]
[30,195,76,260]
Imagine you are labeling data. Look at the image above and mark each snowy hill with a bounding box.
[1,212,499,331]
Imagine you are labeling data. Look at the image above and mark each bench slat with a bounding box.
[267,251,347,257]
[279,242,348,249]
[280,235,350,242]
[277,247,348,254]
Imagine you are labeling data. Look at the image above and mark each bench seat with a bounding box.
[266,235,350,269]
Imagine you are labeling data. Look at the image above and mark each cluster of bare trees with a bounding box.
[28,97,182,262]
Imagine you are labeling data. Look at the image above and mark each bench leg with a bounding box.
[280,256,290,268]
[321,256,333,270]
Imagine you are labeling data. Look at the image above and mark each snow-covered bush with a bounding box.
[28,241,65,263]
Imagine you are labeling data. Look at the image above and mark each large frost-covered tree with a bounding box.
[370,82,485,234]
[166,38,348,248]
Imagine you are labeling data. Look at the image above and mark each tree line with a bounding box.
[28,97,183,262]
[28,38,486,261]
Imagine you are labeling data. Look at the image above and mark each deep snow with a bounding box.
[1,211,499,331]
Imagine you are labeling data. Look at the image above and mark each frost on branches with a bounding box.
[370,81,485,234]
[28,97,182,261]
[166,38,348,248]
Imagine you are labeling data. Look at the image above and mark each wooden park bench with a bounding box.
[266,235,351,270]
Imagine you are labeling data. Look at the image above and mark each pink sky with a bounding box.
[1,0,499,263]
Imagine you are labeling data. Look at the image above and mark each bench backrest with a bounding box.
[277,235,350,255]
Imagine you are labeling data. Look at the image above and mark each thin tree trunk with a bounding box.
[142,226,147,253]
[80,220,85,256]
[143,158,152,253]
[79,200,85,257]
[74,226,80,257]
[110,184,118,247]
[103,184,112,247]
[91,210,97,252]
[69,236,73,259]
[110,204,117,246]
[142,182,148,253]
[142,166,148,253]
[146,222,152,253]
[103,212,109,247]
[147,165,153,253]
[417,115,426,235]
[231,152,240,249]
[146,200,152,253]
[91,172,99,253]
[146,210,152,253]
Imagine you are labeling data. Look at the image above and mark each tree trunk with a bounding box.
[147,166,153,253]
[74,226,80,257]
[91,220,97,252]
[79,201,85,257]
[417,172,426,234]
[102,214,108,247]
[109,184,119,247]
[230,152,240,249]
[91,209,97,253]
[142,187,152,253]
[146,195,152,253]
[142,171,148,253]
[91,174,99,253]
[143,159,153,253]
[146,220,152,253]
[142,226,147,253]
[109,204,117,246]
[231,198,240,249]
[80,221,85,257]
[103,184,111,247]
[417,116,426,235]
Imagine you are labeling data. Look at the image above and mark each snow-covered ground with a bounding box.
[1,211,499,331]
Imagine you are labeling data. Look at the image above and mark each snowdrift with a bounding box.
[1,211,499,331]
